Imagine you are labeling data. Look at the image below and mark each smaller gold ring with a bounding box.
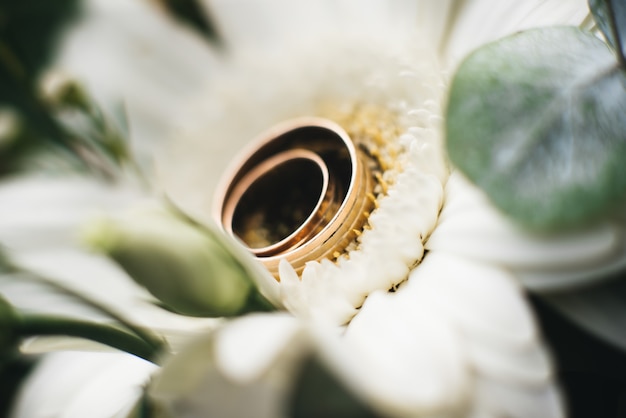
[221,149,334,257]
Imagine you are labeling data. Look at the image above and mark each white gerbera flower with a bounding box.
[8,0,622,417]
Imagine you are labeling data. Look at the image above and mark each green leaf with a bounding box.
[446,27,626,230]
[0,356,36,418]
[156,0,221,43]
[0,0,80,80]
[0,294,18,356]
[589,0,626,63]
[14,314,162,363]
[289,356,382,418]
[0,0,83,174]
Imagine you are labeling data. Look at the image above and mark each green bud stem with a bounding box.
[15,315,164,364]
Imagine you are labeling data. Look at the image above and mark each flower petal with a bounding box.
[279,165,444,325]
[339,289,469,415]
[150,256,559,418]
[214,313,301,383]
[324,252,560,417]
[426,172,626,291]
[0,175,136,251]
[0,175,217,343]
[204,0,422,51]
[54,0,217,151]
[150,313,305,418]
[442,0,588,67]
[11,351,156,418]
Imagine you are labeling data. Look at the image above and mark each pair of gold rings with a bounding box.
[214,117,375,277]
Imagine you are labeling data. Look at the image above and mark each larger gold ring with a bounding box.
[214,117,375,278]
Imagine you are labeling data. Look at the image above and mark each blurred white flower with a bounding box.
[7,0,623,417]
[11,351,157,418]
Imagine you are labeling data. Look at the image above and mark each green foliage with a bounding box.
[0,356,36,418]
[446,27,626,229]
[85,208,274,317]
[0,294,18,358]
[589,0,626,62]
[0,1,132,178]
[0,0,81,172]
[1,260,167,363]
[157,0,221,42]
[0,0,80,80]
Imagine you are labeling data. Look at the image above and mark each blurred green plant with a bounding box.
[155,0,221,43]
[289,357,382,418]
[0,0,134,179]
[84,206,274,318]
[0,0,80,172]
[0,254,167,363]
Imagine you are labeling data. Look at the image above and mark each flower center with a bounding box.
[214,117,376,278]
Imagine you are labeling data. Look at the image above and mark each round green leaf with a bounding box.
[446,27,626,230]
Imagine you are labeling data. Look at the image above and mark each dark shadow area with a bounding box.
[531,295,626,418]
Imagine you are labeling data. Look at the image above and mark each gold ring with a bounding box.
[214,117,375,278]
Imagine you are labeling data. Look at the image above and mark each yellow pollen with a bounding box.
[367,192,379,208]
[313,100,406,262]
[374,172,388,194]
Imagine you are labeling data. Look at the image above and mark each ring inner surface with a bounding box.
[229,149,331,255]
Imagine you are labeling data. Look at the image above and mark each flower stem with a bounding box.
[12,267,166,353]
[15,315,164,363]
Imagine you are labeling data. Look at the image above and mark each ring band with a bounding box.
[214,117,375,278]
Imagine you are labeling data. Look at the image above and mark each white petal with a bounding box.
[467,337,552,386]
[0,175,217,342]
[0,174,144,320]
[416,1,459,59]
[0,175,138,252]
[442,0,589,68]
[151,314,306,418]
[409,252,536,347]
[280,160,444,325]
[11,352,156,418]
[3,247,216,333]
[517,243,626,291]
[214,313,301,383]
[204,0,421,52]
[419,253,561,417]
[340,289,469,415]
[151,257,560,417]
[472,379,563,418]
[313,252,560,417]
[427,172,626,290]
[54,0,217,151]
